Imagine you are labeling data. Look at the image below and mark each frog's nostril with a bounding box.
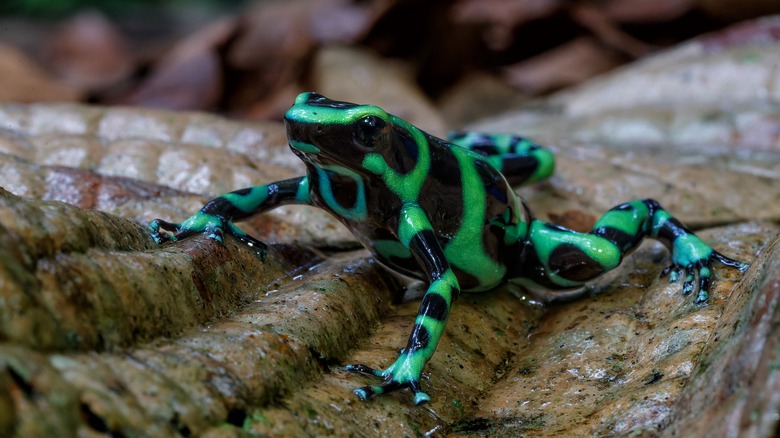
[316,125,324,133]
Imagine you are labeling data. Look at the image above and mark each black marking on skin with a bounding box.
[475,159,511,209]
[475,158,502,187]
[509,136,540,154]
[508,135,522,151]
[360,386,376,398]
[265,180,302,210]
[202,197,239,216]
[387,126,419,173]
[642,198,661,216]
[544,222,573,233]
[449,284,460,302]
[427,143,463,187]
[500,156,540,185]
[419,293,449,321]
[452,132,500,156]
[305,93,358,109]
[642,199,691,247]
[423,144,465,228]
[485,181,509,205]
[655,219,687,248]
[468,144,499,156]
[325,170,359,211]
[406,324,431,353]
[498,240,525,281]
[479,220,505,278]
[400,128,420,162]
[486,210,525,279]
[409,230,449,280]
[513,236,570,289]
[202,178,302,219]
[266,183,285,206]
[451,269,482,292]
[594,225,643,253]
[613,202,634,212]
[547,243,607,282]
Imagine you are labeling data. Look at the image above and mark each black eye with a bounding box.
[355,115,386,148]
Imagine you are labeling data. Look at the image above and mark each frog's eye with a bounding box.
[355,115,386,148]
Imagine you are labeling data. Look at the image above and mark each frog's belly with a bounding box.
[369,239,504,291]
[370,239,422,277]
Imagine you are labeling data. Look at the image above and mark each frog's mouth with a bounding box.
[288,139,320,154]
[285,112,323,156]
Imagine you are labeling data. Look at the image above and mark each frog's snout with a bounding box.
[299,92,327,104]
[285,116,318,143]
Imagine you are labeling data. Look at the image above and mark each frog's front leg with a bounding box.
[523,199,748,303]
[346,203,460,405]
[149,176,311,251]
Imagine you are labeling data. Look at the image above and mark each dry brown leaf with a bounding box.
[311,46,448,137]
[0,43,81,103]
[45,11,134,92]
[124,17,238,111]
[597,0,696,23]
[437,72,530,127]
[226,0,383,118]
[228,0,376,70]
[451,0,564,28]
[503,37,625,94]
[570,4,655,58]
[698,0,780,21]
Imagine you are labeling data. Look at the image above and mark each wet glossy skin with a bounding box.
[285,98,526,291]
[150,92,748,406]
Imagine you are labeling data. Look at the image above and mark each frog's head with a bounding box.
[284,92,406,173]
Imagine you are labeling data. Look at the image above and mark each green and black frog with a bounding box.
[150,92,748,406]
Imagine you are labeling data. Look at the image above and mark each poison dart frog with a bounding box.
[149,92,748,406]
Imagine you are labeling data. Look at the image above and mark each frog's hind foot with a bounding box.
[712,251,750,272]
[660,249,749,304]
[345,363,431,406]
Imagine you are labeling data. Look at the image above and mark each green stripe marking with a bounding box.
[362,116,431,202]
[289,140,320,154]
[443,148,506,288]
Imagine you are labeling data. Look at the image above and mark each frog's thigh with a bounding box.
[529,221,622,285]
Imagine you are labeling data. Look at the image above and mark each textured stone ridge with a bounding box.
[0,187,299,351]
[0,142,774,436]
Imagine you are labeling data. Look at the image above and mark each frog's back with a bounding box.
[365,134,529,291]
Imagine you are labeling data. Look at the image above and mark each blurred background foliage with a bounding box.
[0,0,248,18]
[0,0,778,126]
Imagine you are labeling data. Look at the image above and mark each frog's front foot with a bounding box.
[345,355,431,406]
[149,218,181,244]
[148,213,268,255]
[662,234,749,303]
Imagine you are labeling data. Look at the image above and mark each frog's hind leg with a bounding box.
[522,199,748,303]
[346,203,461,405]
[448,132,554,186]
